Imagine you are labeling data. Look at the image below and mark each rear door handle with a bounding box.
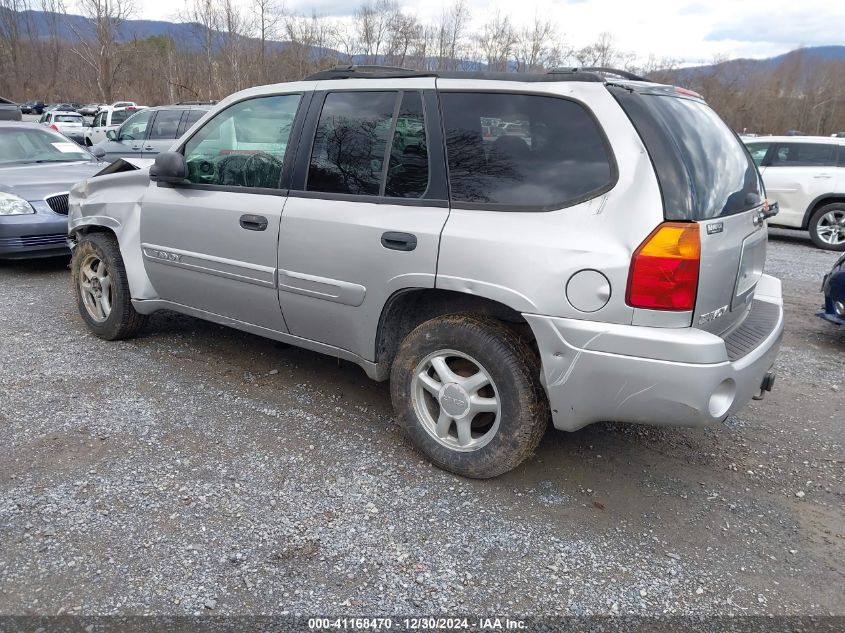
[240,214,268,231]
[381,231,417,251]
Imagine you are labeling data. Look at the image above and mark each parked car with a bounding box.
[19,100,47,115]
[48,103,81,112]
[109,101,141,109]
[83,106,145,146]
[90,104,209,162]
[0,96,22,121]
[818,253,845,326]
[38,110,87,145]
[0,122,102,259]
[78,103,103,116]
[744,136,845,251]
[68,66,783,478]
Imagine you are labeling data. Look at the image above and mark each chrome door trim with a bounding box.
[278,269,366,306]
[141,243,277,288]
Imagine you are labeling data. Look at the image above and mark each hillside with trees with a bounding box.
[1,0,843,135]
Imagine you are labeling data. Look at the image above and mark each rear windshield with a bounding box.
[54,114,82,123]
[611,89,762,220]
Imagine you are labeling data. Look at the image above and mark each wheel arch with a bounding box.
[69,219,156,301]
[802,195,845,229]
[373,288,533,381]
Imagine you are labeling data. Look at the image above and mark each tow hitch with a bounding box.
[753,370,777,400]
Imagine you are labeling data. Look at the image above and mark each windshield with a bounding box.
[54,114,82,123]
[0,127,92,165]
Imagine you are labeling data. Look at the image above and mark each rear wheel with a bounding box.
[390,314,549,478]
[71,232,147,340]
[809,203,845,251]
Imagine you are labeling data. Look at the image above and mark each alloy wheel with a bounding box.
[411,349,501,452]
[79,253,113,323]
[817,209,845,246]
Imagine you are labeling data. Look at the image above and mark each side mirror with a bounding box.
[150,151,187,185]
[106,129,118,141]
[91,146,106,159]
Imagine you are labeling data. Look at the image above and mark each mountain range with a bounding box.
[6,7,845,79]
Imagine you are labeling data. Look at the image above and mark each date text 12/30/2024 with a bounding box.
[308,617,527,630]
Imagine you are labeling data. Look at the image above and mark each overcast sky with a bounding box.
[134,0,845,65]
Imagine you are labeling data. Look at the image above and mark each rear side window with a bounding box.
[614,89,762,220]
[770,143,836,167]
[148,110,184,140]
[307,91,396,197]
[440,92,614,209]
[745,142,770,167]
[179,109,206,136]
[385,92,429,198]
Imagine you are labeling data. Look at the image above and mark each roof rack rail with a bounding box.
[304,64,628,83]
[574,67,648,81]
[305,64,433,81]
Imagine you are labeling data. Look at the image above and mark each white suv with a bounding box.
[745,136,845,250]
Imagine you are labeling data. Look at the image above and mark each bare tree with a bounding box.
[181,0,220,100]
[476,11,516,72]
[355,0,397,64]
[250,0,279,84]
[572,32,634,69]
[513,14,564,73]
[436,0,469,70]
[0,0,33,95]
[70,0,135,102]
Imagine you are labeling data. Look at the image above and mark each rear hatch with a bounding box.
[53,115,84,132]
[610,84,766,336]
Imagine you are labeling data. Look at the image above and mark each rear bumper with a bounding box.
[526,274,784,431]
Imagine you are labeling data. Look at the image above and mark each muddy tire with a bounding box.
[71,232,147,340]
[808,203,845,251]
[390,314,549,479]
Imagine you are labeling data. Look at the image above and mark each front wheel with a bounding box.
[390,314,549,478]
[809,203,845,251]
[71,232,147,340]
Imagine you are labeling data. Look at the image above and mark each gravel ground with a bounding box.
[0,228,843,619]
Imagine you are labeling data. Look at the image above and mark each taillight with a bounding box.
[49,123,59,131]
[626,222,700,311]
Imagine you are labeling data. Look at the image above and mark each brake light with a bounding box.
[674,86,703,99]
[49,123,59,131]
[626,222,700,311]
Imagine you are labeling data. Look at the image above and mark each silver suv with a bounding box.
[67,66,784,478]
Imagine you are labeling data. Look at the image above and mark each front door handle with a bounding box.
[240,214,268,231]
[381,231,417,251]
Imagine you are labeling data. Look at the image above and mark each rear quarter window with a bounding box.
[611,88,763,220]
[440,92,615,210]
